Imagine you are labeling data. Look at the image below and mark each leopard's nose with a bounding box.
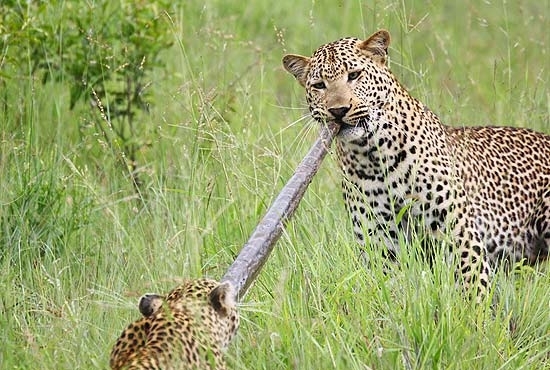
[328,106,351,119]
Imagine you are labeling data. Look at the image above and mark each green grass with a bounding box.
[1,0,549,369]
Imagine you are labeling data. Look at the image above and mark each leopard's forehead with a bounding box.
[309,37,364,81]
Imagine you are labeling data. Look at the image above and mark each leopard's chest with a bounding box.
[335,125,462,248]
[336,137,417,205]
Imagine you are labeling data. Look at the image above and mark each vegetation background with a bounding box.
[1,0,548,369]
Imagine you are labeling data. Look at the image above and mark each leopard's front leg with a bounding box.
[454,206,491,301]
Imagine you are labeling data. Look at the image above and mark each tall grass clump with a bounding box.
[1,0,548,369]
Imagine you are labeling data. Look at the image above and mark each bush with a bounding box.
[1,0,174,192]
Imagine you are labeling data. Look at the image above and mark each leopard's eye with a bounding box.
[311,81,326,89]
[348,71,361,81]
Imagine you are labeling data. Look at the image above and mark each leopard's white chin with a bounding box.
[337,123,368,142]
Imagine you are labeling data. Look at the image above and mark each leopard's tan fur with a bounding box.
[110,279,239,370]
[283,30,550,296]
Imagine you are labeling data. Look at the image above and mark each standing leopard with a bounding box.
[283,30,550,296]
[109,279,239,370]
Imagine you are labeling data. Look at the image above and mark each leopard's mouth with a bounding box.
[330,117,372,143]
[337,123,353,135]
[335,117,368,133]
[334,120,352,129]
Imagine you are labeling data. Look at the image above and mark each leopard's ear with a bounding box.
[282,54,310,87]
[209,282,237,318]
[358,30,390,65]
[138,293,164,317]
